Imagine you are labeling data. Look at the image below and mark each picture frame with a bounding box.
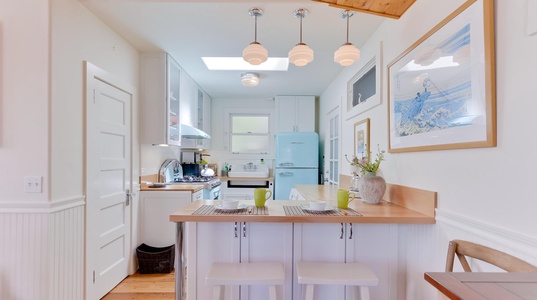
[354,118,370,159]
[346,41,383,119]
[387,0,496,153]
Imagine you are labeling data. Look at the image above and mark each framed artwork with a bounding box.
[346,41,383,119]
[387,0,496,153]
[354,118,370,159]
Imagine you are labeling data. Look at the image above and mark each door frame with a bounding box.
[325,105,341,185]
[84,61,137,298]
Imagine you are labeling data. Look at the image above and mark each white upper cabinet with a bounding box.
[275,96,315,132]
[179,71,197,127]
[140,53,181,146]
[181,87,212,149]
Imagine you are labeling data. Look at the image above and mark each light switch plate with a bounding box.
[24,176,43,193]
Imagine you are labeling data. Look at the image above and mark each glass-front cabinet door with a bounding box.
[167,55,181,145]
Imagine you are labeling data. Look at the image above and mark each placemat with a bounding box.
[283,205,361,216]
[192,205,268,215]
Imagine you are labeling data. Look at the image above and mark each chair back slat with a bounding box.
[445,240,537,272]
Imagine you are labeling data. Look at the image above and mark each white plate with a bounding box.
[301,204,335,213]
[215,203,248,211]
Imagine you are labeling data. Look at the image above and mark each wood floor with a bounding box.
[101,271,175,300]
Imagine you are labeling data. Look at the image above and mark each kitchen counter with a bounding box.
[170,183,436,224]
[139,182,203,192]
[170,183,436,300]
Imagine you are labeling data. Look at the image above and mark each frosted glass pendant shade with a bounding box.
[243,42,268,65]
[334,43,361,66]
[289,43,314,67]
[240,72,260,86]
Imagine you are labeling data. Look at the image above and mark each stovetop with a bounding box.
[172,175,221,189]
[174,175,214,183]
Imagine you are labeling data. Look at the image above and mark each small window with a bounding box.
[230,114,270,154]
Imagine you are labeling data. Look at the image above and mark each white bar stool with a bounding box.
[296,261,379,300]
[206,262,285,300]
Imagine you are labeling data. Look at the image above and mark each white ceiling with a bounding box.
[81,0,386,99]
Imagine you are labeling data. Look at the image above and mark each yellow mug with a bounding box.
[254,188,273,207]
[337,189,355,209]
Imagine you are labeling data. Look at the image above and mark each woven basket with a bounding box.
[136,243,175,274]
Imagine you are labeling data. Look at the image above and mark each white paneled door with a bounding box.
[85,62,133,299]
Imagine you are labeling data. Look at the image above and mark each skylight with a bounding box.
[202,57,289,71]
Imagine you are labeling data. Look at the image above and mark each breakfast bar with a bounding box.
[169,183,437,300]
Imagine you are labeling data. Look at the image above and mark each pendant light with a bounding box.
[288,8,314,67]
[334,10,361,66]
[242,8,268,65]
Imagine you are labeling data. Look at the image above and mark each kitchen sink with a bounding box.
[227,171,269,178]
[227,165,269,178]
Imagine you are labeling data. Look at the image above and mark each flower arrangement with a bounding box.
[346,145,386,176]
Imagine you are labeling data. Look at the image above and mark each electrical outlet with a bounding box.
[24,176,42,193]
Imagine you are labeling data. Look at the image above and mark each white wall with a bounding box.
[0,0,50,203]
[320,0,537,298]
[51,0,139,201]
[209,97,276,170]
[1,0,140,298]
[322,0,537,240]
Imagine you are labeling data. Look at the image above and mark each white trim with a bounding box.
[436,208,537,258]
[0,196,85,213]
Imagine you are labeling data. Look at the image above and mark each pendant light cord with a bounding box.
[346,11,350,43]
[299,15,303,44]
[254,14,258,43]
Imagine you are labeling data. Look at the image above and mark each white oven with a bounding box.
[202,180,221,200]
[221,180,273,200]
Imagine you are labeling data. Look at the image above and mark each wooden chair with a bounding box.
[445,239,537,272]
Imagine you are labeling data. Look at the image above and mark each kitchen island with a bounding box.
[170,183,436,300]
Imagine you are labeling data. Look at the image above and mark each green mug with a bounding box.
[337,189,355,209]
[254,188,273,207]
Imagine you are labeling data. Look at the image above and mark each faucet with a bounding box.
[244,162,257,170]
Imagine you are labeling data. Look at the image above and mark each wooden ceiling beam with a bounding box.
[312,0,416,19]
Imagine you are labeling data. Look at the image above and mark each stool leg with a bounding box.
[268,285,277,300]
[358,286,370,300]
[212,285,224,300]
[304,284,314,300]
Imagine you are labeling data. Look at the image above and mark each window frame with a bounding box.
[224,108,275,156]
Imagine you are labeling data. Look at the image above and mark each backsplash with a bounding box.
[140,144,181,176]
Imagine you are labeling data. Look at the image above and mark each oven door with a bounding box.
[203,185,221,200]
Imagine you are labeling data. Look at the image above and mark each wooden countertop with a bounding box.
[169,183,436,224]
[139,182,203,192]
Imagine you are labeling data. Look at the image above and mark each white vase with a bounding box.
[359,172,386,204]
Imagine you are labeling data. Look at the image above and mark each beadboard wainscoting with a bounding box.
[0,197,85,300]
[400,208,537,299]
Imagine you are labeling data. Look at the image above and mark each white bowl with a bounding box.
[222,200,239,209]
[309,201,326,211]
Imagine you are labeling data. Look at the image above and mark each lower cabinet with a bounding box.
[294,223,399,300]
[187,221,399,300]
[138,191,193,247]
[189,222,293,300]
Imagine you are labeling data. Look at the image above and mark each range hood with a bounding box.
[180,124,211,139]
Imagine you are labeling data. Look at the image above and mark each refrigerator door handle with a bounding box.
[278,162,294,166]
[279,172,294,176]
